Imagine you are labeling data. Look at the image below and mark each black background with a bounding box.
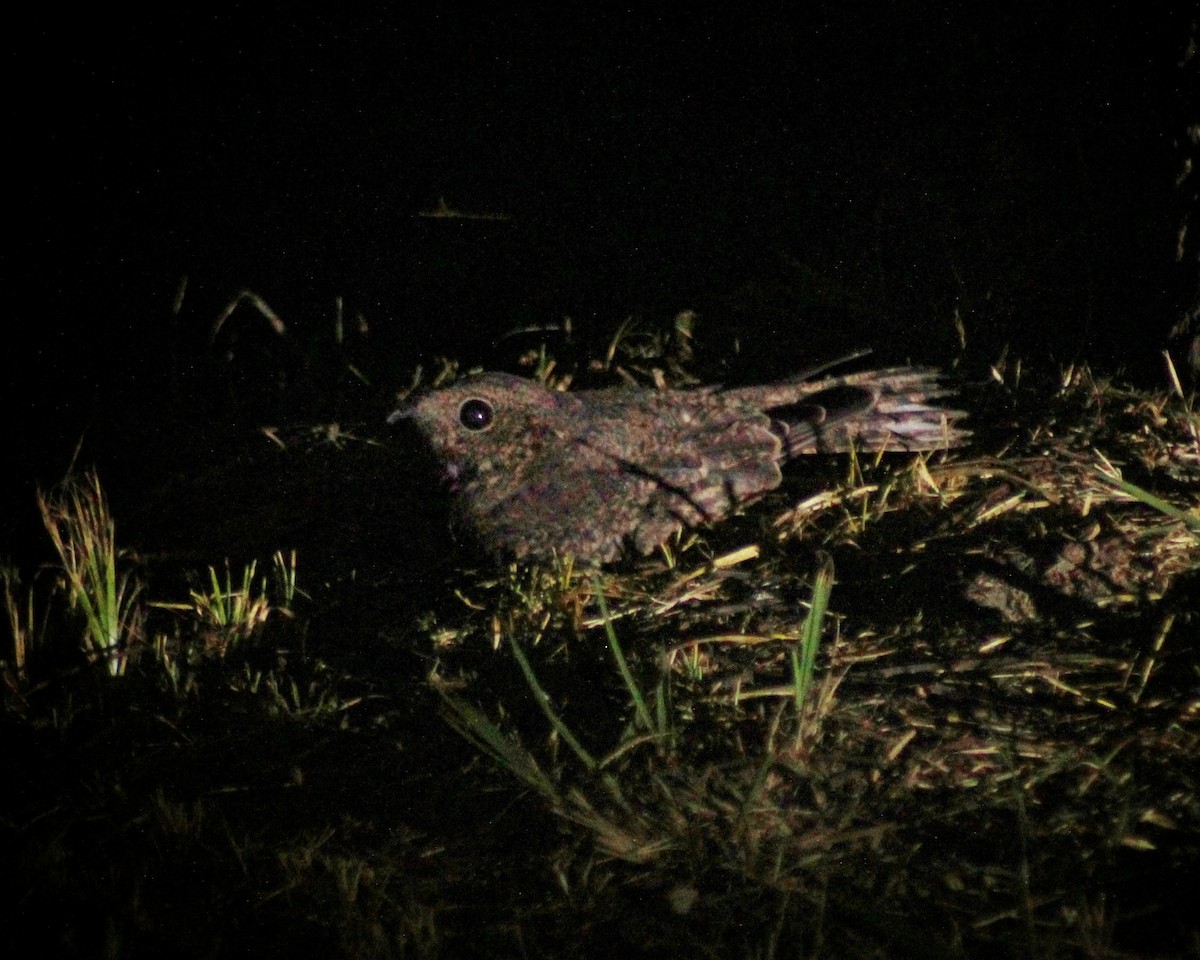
[6,6,1195,522]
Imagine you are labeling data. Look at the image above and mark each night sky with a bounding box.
[6,7,1195,511]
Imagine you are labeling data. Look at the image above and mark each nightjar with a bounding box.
[388,360,969,563]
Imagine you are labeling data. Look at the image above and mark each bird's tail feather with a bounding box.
[737,367,970,456]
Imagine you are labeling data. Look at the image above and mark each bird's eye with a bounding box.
[458,397,494,431]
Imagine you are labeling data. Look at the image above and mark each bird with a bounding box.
[388,358,969,563]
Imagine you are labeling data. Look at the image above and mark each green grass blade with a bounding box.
[592,575,655,734]
[506,633,597,770]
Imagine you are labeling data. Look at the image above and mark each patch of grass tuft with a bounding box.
[37,470,143,676]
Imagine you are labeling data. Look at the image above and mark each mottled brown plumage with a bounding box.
[388,362,969,563]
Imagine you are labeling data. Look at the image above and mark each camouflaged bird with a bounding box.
[388,360,969,563]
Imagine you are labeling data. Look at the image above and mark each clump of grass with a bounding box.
[11,470,310,703]
[191,559,271,654]
[153,549,301,662]
[37,470,143,676]
[437,547,850,881]
[156,560,270,658]
[1,564,47,697]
